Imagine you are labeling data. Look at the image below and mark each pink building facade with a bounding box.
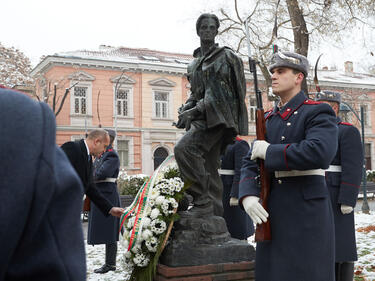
[31,46,375,175]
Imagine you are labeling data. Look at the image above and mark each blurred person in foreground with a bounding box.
[0,86,86,280]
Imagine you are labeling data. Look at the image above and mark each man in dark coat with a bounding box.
[88,129,121,274]
[174,13,248,217]
[219,137,254,239]
[61,129,124,218]
[315,91,363,281]
[239,51,338,281]
[0,87,86,280]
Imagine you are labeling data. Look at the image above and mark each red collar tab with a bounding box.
[107,148,114,152]
[339,122,353,126]
[280,108,292,119]
[265,109,273,120]
[235,136,242,141]
[303,99,322,105]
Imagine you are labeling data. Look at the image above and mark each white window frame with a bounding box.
[70,81,92,116]
[360,104,371,127]
[113,85,133,118]
[116,135,135,169]
[152,90,172,120]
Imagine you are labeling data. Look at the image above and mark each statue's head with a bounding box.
[196,13,220,36]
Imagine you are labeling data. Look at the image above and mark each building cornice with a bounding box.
[31,56,188,77]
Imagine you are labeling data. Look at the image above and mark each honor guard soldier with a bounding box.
[88,129,121,274]
[239,51,338,281]
[315,91,363,281]
[219,137,254,240]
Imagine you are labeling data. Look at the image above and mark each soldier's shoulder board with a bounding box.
[339,122,354,126]
[303,99,322,105]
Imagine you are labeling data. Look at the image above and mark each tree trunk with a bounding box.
[286,0,309,94]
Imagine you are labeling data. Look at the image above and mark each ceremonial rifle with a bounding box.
[245,19,271,241]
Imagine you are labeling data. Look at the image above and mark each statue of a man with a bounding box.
[175,13,248,217]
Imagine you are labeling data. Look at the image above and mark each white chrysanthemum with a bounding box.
[150,208,160,219]
[155,195,166,205]
[150,188,160,199]
[141,229,153,240]
[145,236,159,252]
[151,218,167,234]
[133,253,150,267]
[169,197,178,207]
[142,216,151,228]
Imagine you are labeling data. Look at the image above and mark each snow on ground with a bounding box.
[354,212,375,281]
[85,211,375,281]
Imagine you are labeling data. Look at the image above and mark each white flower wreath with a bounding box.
[119,155,187,281]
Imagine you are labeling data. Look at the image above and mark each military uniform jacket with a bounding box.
[221,138,254,239]
[0,89,86,280]
[239,91,338,281]
[187,44,248,136]
[88,145,121,245]
[326,118,363,262]
[61,140,113,215]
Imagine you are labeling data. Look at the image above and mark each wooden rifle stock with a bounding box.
[254,109,271,241]
[83,197,91,212]
[245,19,271,241]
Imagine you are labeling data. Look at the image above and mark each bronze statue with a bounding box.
[174,13,248,217]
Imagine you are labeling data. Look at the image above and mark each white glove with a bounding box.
[341,204,354,214]
[250,140,270,161]
[229,197,239,206]
[242,196,269,225]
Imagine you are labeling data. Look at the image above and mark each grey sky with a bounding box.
[1,0,373,72]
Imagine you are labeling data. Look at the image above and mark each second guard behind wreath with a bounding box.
[219,136,254,240]
[315,91,363,281]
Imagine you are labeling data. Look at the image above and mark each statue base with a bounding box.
[154,261,255,280]
[160,210,255,267]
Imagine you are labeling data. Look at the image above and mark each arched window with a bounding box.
[154,147,169,170]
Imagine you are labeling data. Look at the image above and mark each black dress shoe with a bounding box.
[94,264,116,274]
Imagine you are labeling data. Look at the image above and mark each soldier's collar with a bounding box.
[275,91,307,120]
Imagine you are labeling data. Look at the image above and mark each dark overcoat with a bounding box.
[221,138,254,239]
[88,146,121,245]
[239,91,338,281]
[0,88,86,280]
[61,139,113,215]
[326,118,363,262]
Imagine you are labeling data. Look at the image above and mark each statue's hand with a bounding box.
[178,107,199,131]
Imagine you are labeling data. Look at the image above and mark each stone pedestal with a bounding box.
[160,210,255,267]
[154,261,255,280]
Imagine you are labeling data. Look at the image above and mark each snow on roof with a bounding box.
[309,68,375,87]
[54,46,194,66]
